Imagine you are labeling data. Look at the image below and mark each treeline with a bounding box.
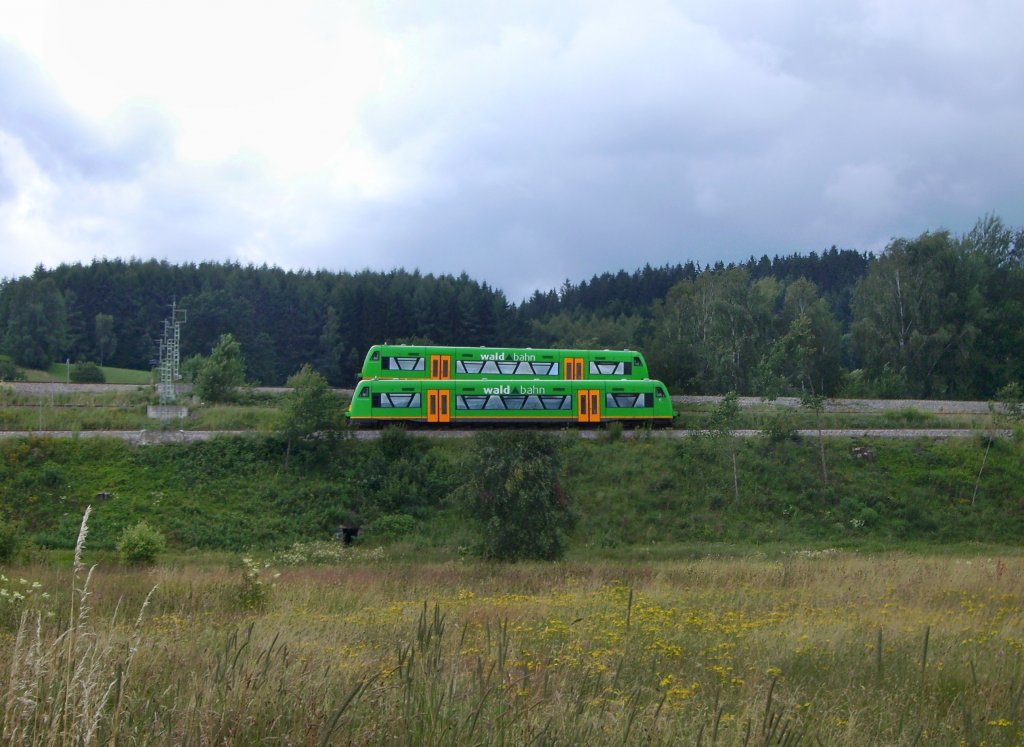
[1,215,1022,398]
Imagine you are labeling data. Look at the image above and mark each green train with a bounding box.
[359,344,649,381]
[346,378,674,427]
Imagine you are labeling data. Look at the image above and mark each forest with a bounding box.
[1,214,1021,399]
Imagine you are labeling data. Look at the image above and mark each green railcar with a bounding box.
[359,344,649,381]
[346,378,674,427]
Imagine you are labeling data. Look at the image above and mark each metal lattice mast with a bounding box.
[157,301,186,406]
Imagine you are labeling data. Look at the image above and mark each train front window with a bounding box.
[359,385,370,398]
[384,356,425,372]
[371,351,380,361]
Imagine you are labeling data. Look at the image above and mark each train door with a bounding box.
[563,357,584,380]
[430,354,452,379]
[576,389,601,424]
[427,389,451,423]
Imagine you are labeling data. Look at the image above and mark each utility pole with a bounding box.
[150,300,188,423]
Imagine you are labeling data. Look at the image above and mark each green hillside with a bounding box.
[2,431,1021,555]
[18,364,155,384]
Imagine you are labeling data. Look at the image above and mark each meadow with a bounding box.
[2,526,1023,745]
[2,393,1022,744]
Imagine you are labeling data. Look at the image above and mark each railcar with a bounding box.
[359,344,649,381]
[346,378,674,427]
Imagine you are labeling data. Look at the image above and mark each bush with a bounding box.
[70,361,106,383]
[0,355,24,382]
[0,515,24,563]
[463,431,576,562]
[117,521,166,565]
[365,513,416,542]
[194,334,246,402]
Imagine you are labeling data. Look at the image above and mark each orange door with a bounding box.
[430,355,452,379]
[577,389,601,423]
[563,357,584,380]
[427,389,450,423]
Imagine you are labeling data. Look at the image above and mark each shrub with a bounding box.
[194,334,246,402]
[366,513,416,542]
[0,355,24,382]
[0,515,24,563]
[70,361,106,383]
[994,382,1024,423]
[463,431,576,562]
[117,521,166,565]
[763,410,799,443]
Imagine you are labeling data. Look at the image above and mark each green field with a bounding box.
[19,363,156,385]
[2,541,1022,745]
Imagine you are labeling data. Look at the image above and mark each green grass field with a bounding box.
[20,363,156,385]
[2,534,1022,745]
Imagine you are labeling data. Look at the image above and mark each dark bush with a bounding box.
[0,515,24,562]
[70,361,105,383]
[0,356,24,382]
[463,431,576,562]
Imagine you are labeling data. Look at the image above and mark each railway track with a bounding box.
[2,383,1014,441]
[0,382,1007,416]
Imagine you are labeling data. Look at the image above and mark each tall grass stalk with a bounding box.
[1,507,155,746]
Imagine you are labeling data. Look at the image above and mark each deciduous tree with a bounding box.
[194,333,246,402]
[280,364,343,467]
[463,432,575,561]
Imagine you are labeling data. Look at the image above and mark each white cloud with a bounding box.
[1,0,1023,298]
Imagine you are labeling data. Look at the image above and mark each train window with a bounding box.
[373,393,421,408]
[605,393,653,408]
[591,361,625,375]
[540,395,571,410]
[634,357,642,367]
[607,393,632,408]
[458,396,488,410]
[521,396,544,410]
[484,395,506,410]
[385,356,424,371]
[359,386,370,398]
[371,351,380,361]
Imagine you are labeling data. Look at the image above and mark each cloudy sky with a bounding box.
[1,0,1022,301]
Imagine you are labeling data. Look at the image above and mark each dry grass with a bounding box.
[3,542,1023,745]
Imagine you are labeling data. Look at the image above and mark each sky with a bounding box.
[1,0,1022,302]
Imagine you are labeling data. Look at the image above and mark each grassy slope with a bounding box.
[1,431,1021,554]
[24,364,155,384]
